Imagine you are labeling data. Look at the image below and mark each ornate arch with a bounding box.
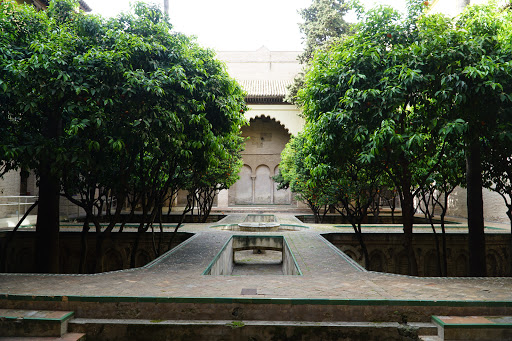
[246,114,292,136]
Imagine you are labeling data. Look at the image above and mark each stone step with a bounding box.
[432,315,512,340]
[0,333,86,341]
[419,336,442,341]
[0,309,74,338]
[69,318,436,341]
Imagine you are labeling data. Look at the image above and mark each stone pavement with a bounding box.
[0,213,511,303]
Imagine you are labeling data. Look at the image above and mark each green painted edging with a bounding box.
[231,234,286,239]
[432,315,512,329]
[281,224,309,229]
[60,223,180,228]
[202,235,233,275]
[208,224,309,230]
[333,225,503,230]
[143,233,198,269]
[283,237,303,276]
[0,311,74,322]
[1,294,512,308]
[202,235,302,276]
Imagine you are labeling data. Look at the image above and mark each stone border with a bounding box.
[2,294,512,308]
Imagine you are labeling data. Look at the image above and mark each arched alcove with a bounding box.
[229,115,292,206]
[103,248,123,272]
[254,165,272,204]
[135,250,152,268]
[369,250,387,272]
[424,250,440,277]
[486,251,500,277]
[454,254,468,277]
[396,251,409,275]
[235,165,253,205]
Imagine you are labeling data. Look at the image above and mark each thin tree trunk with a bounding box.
[422,191,442,276]
[401,181,418,276]
[440,191,451,277]
[466,135,486,276]
[92,219,104,273]
[391,195,396,224]
[168,198,193,250]
[507,209,512,276]
[35,165,60,273]
[440,211,448,277]
[79,218,90,274]
[355,223,370,269]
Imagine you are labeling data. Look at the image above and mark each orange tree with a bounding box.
[297,0,512,276]
[0,0,246,273]
[303,110,384,269]
[416,3,512,276]
[297,1,459,275]
[275,132,335,223]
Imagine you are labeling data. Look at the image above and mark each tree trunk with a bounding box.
[35,165,60,273]
[355,223,370,270]
[466,135,486,276]
[79,218,90,274]
[35,109,62,274]
[401,180,418,276]
[440,211,448,277]
[507,209,512,276]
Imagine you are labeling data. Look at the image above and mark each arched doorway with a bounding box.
[230,116,293,206]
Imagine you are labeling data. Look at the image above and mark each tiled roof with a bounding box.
[239,80,292,102]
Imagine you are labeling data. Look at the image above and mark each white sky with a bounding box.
[85,0,406,51]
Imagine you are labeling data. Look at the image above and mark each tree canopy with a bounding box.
[287,0,512,276]
[0,0,246,273]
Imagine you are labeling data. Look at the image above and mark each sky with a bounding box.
[85,0,406,51]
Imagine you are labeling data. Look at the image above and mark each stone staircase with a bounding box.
[68,319,436,340]
[3,309,512,340]
[0,308,439,340]
[0,309,85,340]
[419,315,512,341]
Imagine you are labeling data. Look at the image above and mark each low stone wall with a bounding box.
[91,214,226,224]
[296,214,458,225]
[322,233,511,277]
[0,231,193,274]
[282,238,301,276]
[1,295,512,323]
[207,237,234,276]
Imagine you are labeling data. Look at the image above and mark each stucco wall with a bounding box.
[0,169,38,220]
[216,46,302,81]
[447,186,510,224]
[246,104,304,136]
[0,171,21,218]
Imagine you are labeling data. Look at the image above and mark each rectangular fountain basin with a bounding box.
[203,235,301,276]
